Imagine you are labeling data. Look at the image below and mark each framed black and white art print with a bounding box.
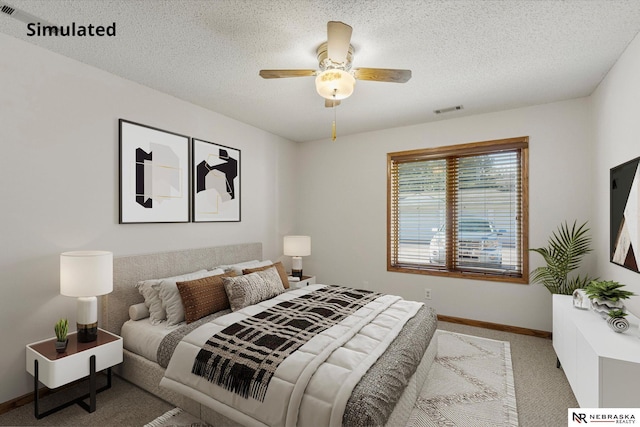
[192,138,241,222]
[119,119,190,223]
[610,155,640,273]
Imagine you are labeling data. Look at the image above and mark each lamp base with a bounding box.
[292,256,303,278]
[76,296,98,342]
[77,322,98,342]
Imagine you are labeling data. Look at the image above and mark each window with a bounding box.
[387,137,529,283]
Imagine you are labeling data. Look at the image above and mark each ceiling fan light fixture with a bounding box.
[315,69,355,100]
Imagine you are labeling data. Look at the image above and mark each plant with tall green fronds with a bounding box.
[530,220,595,295]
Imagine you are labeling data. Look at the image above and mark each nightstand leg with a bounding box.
[89,355,96,412]
[34,354,109,418]
[77,355,97,413]
[33,360,39,419]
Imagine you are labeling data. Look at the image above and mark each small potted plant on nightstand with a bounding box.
[54,318,68,353]
[607,309,630,333]
[584,280,635,318]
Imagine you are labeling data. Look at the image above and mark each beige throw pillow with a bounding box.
[223,266,285,311]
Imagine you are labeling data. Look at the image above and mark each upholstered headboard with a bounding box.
[101,242,262,336]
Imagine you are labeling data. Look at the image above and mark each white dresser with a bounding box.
[553,294,640,407]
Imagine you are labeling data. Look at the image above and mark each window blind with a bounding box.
[388,137,528,282]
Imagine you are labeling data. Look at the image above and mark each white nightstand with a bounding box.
[289,275,316,289]
[26,328,123,419]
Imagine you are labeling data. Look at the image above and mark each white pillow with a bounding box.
[157,268,226,326]
[137,280,168,325]
[129,303,150,321]
[137,269,208,325]
[218,260,273,276]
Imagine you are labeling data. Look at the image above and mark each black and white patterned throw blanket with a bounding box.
[191,286,381,401]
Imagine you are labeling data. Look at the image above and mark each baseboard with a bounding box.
[0,389,35,416]
[437,314,552,339]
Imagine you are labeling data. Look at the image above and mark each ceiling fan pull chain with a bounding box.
[332,91,337,141]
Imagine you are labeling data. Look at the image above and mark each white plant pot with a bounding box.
[590,298,625,319]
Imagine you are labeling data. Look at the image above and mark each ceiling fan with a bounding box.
[259,21,412,108]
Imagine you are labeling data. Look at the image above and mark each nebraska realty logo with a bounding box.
[569,408,638,424]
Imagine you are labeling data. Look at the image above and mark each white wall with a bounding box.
[297,98,594,333]
[591,32,640,317]
[0,33,298,403]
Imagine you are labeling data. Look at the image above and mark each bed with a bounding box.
[101,243,437,426]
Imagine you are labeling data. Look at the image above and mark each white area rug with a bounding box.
[144,407,208,427]
[408,330,518,426]
[145,330,518,427]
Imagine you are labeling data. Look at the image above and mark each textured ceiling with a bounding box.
[2,0,640,142]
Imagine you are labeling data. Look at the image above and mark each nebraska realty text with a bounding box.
[27,22,116,37]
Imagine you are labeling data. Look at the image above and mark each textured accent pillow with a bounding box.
[217,260,273,276]
[254,266,286,296]
[177,271,236,324]
[157,268,226,327]
[223,267,285,312]
[243,261,289,289]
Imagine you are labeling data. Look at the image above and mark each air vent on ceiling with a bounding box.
[0,2,49,25]
[434,105,464,114]
[1,3,15,16]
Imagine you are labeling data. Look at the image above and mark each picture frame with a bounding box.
[610,155,640,273]
[119,119,190,223]
[192,138,241,222]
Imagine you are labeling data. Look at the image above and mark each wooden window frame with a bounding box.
[387,136,529,284]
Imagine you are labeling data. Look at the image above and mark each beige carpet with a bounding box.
[0,374,174,426]
[145,330,517,427]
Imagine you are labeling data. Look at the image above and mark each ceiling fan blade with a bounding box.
[324,99,341,108]
[259,69,316,79]
[327,21,352,63]
[353,68,412,83]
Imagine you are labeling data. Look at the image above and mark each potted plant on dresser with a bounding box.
[54,318,68,353]
[584,280,635,319]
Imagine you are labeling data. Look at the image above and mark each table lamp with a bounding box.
[60,251,113,342]
[283,235,311,278]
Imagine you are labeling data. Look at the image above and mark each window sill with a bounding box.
[387,264,529,284]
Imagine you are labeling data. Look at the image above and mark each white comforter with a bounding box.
[160,284,423,427]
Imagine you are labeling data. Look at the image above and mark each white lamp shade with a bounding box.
[315,69,355,100]
[60,251,113,297]
[283,236,311,257]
